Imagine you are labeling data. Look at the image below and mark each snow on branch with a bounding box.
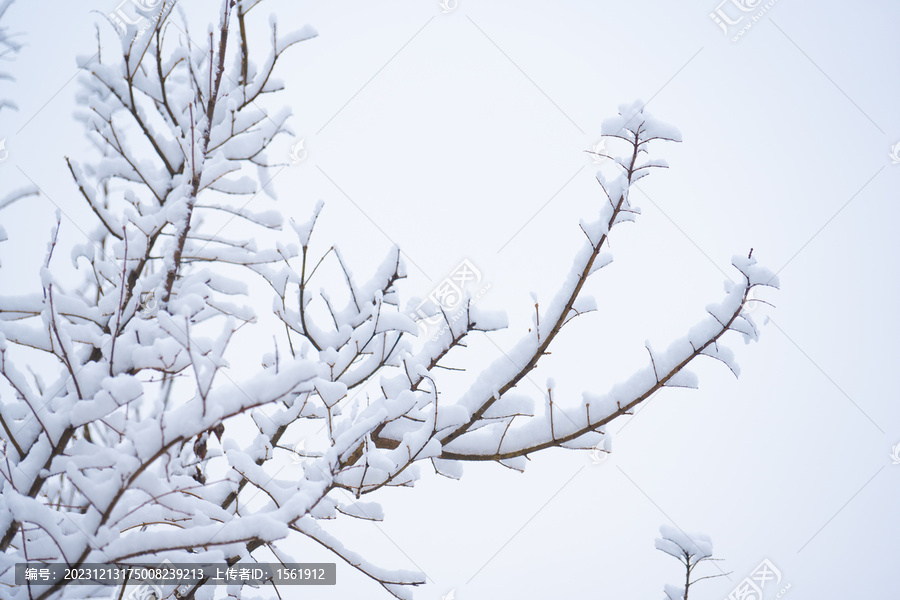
[0,5,776,598]
[655,525,730,599]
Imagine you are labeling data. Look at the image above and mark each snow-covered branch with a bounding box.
[0,4,777,599]
[656,525,731,600]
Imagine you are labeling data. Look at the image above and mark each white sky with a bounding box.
[1,0,899,598]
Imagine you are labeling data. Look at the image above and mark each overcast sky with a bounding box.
[1,0,899,598]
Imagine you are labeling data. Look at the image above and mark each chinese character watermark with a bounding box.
[726,558,791,600]
[709,0,780,42]
[409,259,490,341]
[109,0,174,41]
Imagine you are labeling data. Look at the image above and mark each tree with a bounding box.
[0,2,778,599]
[655,525,730,600]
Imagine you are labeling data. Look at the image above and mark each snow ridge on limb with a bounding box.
[441,255,776,460]
[293,516,424,600]
[433,101,690,455]
[427,104,777,464]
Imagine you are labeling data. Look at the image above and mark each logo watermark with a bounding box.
[290,439,310,466]
[889,142,900,165]
[138,290,158,318]
[439,0,458,14]
[710,0,780,42]
[726,558,791,600]
[742,286,770,316]
[890,443,900,465]
[289,139,308,164]
[586,139,610,165]
[0,138,8,162]
[410,259,490,341]
[589,439,610,465]
[442,589,456,600]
